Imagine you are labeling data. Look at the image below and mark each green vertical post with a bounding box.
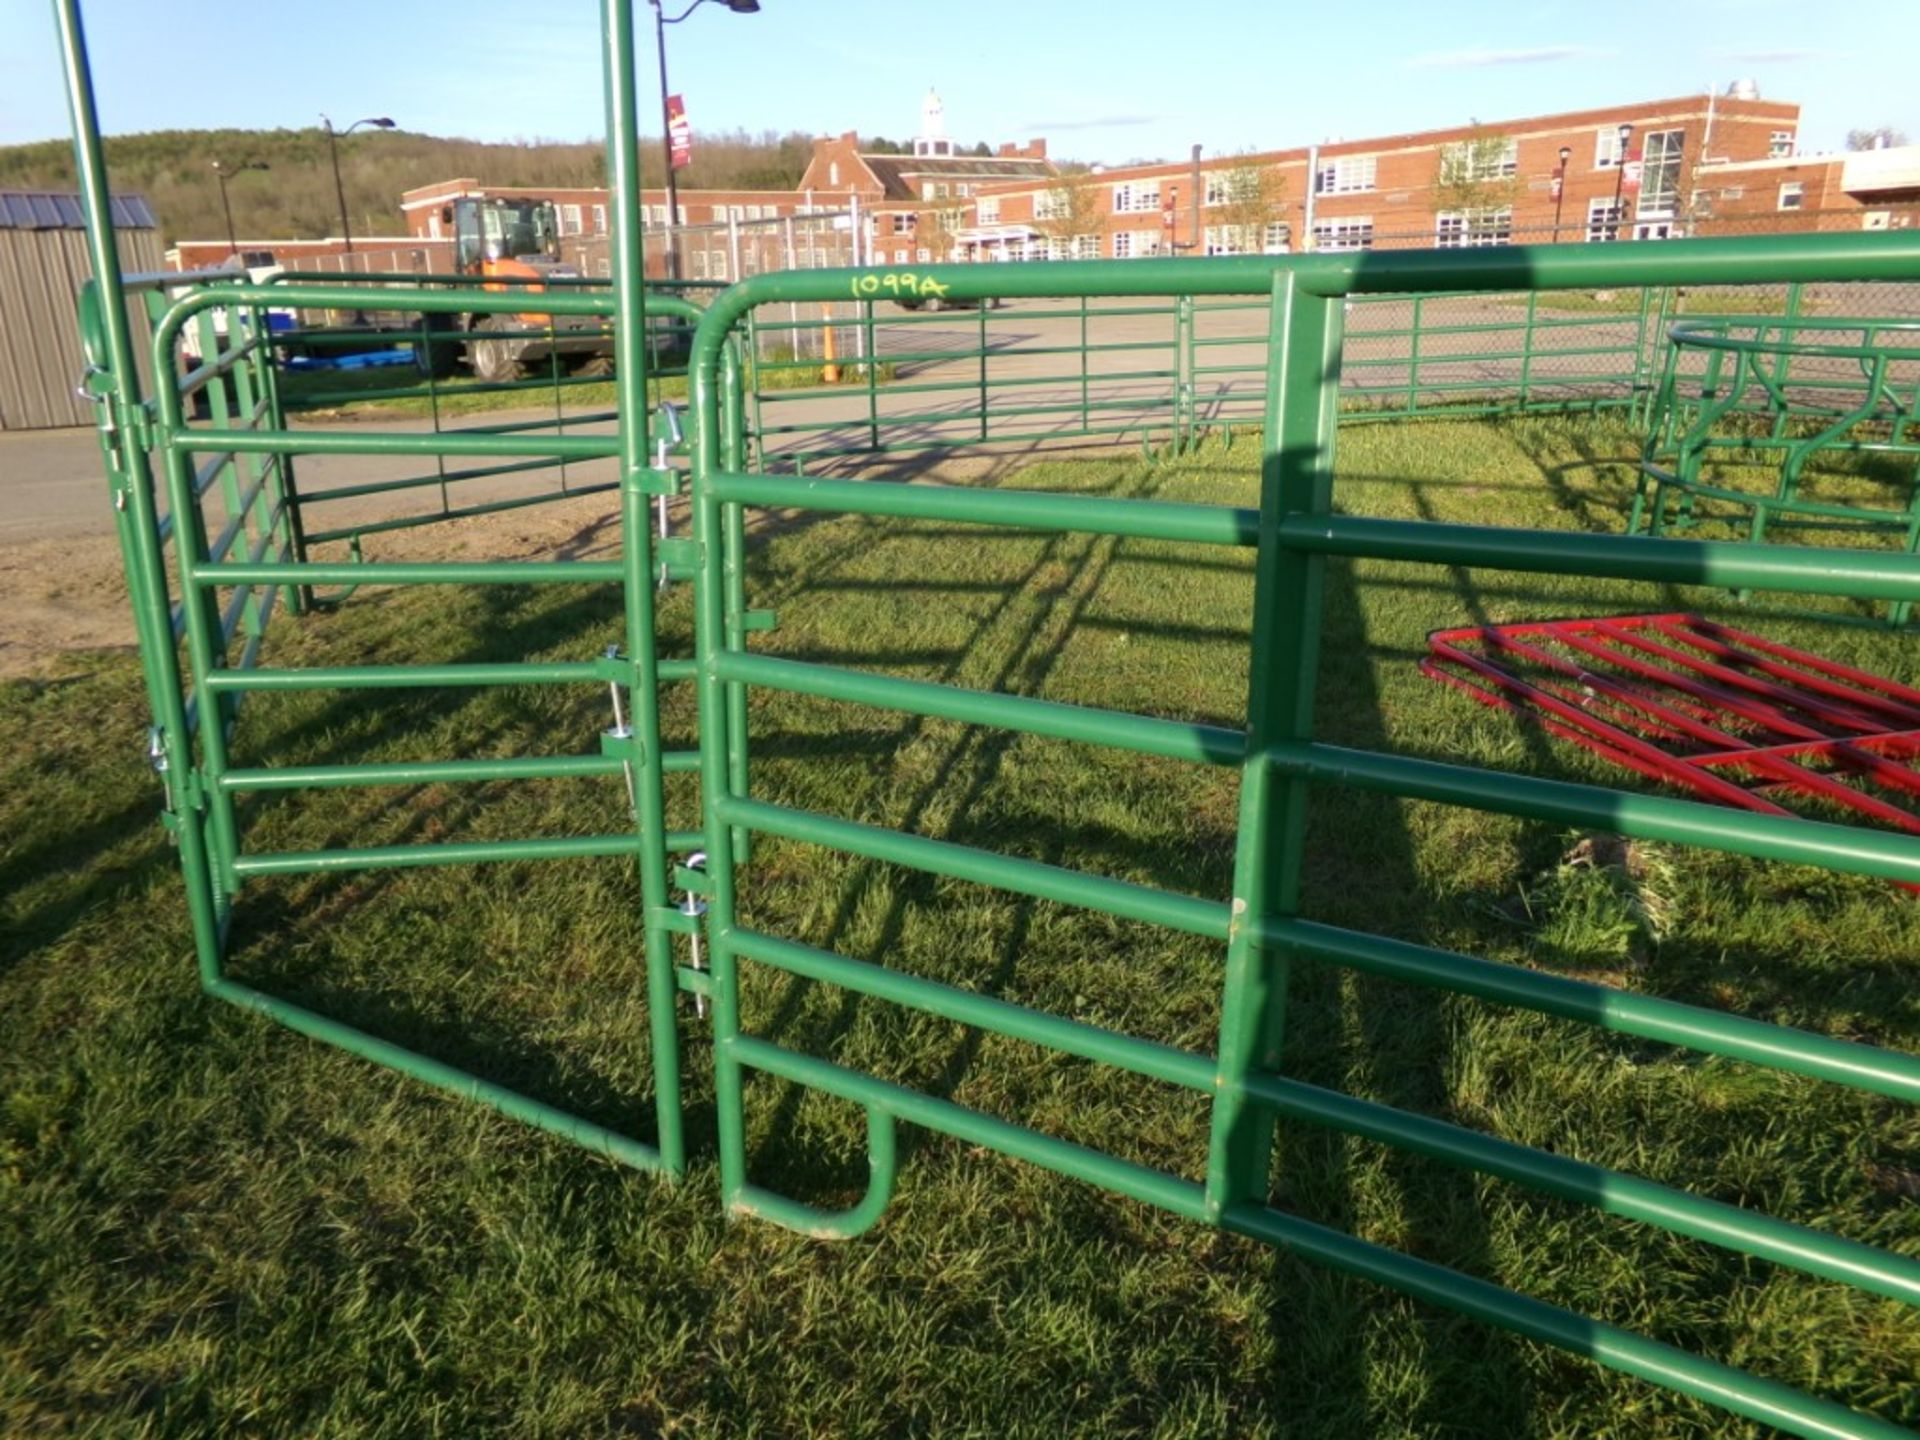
[1406,294,1423,414]
[1167,289,1182,449]
[1080,294,1092,437]
[746,307,766,467]
[604,0,684,1174]
[246,287,308,616]
[53,0,243,944]
[864,299,880,451]
[1204,270,1343,1220]
[975,301,990,443]
[720,337,752,867]
[1518,289,1538,409]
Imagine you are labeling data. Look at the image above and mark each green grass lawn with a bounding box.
[4,415,1918,1438]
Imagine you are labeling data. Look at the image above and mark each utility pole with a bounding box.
[212,159,269,257]
[321,114,396,253]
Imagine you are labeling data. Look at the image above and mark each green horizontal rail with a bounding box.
[196,561,625,586]
[167,429,618,461]
[711,652,1245,766]
[709,471,1259,546]
[202,662,605,691]
[1277,513,1920,598]
[732,928,1215,1091]
[1266,741,1920,885]
[1271,917,1920,1102]
[728,1034,1212,1223]
[230,832,696,877]
[220,754,628,790]
[715,794,1230,940]
[1243,1069,1920,1307]
[1222,1202,1914,1440]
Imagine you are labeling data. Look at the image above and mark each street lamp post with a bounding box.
[212,160,269,257]
[320,114,396,254]
[1610,122,1634,242]
[648,0,760,280]
[1552,144,1571,243]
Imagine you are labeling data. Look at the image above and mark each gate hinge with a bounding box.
[657,535,700,571]
[122,398,157,454]
[741,608,778,633]
[598,725,644,766]
[631,465,679,497]
[653,905,703,936]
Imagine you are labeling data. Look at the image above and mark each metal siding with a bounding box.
[0,223,162,430]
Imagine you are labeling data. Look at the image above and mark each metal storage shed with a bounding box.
[0,190,163,431]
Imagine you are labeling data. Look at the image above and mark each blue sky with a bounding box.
[4,0,1914,161]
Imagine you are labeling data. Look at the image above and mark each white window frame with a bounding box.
[1637,129,1684,219]
[1777,181,1805,211]
[1112,230,1133,258]
[1035,189,1068,222]
[1112,180,1160,214]
[978,196,1000,223]
[1313,155,1377,196]
[1586,197,1623,242]
[1262,220,1290,253]
[561,203,583,236]
[592,204,607,233]
[1594,127,1628,169]
[1770,131,1795,158]
[1310,216,1373,251]
[1435,206,1513,248]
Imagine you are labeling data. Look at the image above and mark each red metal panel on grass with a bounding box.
[1422,613,1920,847]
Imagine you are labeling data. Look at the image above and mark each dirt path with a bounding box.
[0,417,1089,679]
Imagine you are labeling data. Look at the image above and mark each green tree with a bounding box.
[1031,171,1105,258]
[1432,124,1522,244]
[1208,157,1288,253]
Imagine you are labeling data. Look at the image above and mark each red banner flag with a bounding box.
[1621,153,1643,196]
[667,94,691,171]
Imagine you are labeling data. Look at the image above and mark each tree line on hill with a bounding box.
[0,126,855,245]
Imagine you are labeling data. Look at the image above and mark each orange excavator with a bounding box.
[423,195,613,381]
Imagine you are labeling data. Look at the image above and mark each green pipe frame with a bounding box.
[1635,315,1920,627]
[52,0,1920,1426]
[680,235,1920,1440]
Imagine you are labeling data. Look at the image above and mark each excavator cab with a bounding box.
[448,196,561,276]
[432,195,610,383]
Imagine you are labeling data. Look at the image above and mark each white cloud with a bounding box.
[1022,114,1164,133]
[1406,46,1609,70]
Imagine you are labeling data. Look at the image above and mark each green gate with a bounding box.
[50,0,1920,1430]
[680,245,1920,1440]
[55,0,705,1179]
